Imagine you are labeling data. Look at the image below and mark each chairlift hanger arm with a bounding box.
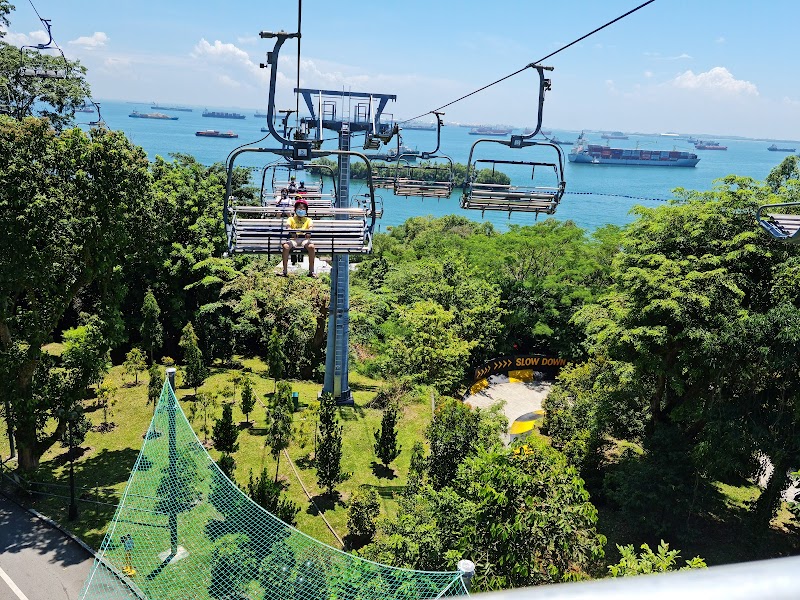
[259,33,298,147]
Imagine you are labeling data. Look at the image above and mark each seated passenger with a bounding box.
[280,199,316,278]
[287,176,298,193]
[276,188,292,213]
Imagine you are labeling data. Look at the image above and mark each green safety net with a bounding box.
[79,380,468,600]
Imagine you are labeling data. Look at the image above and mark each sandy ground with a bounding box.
[464,374,551,444]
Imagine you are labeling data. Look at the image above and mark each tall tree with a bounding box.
[239,375,255,425]
[140,289,163,362]
[179,322,207,395]
[0,118,152,470]
[190,392,218,444]
[373,403,401,468]
[347,486,380,547]
[246,467,300,526]
[266,382,293,483]
[147,363,162,409]
[266,327,285,393]
[212,403,240,479]
[316,392,346,496]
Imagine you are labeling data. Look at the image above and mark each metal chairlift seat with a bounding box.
[461,139,566,216]
[371,164,397,190]
[393,154,455,199]
[757,202,800,243]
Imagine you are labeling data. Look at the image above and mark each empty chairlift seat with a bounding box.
[393,157,455,199]
[462,180,562,214]
[757,202,800,243]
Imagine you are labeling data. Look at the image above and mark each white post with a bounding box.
[458,559,476,592]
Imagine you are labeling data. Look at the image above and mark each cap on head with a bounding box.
[294,198,308,209]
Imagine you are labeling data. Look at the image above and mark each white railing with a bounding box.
[475,555,800,600]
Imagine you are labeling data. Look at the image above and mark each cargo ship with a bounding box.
[129,111,178,120]
[469,126,513,136]
[195,130,238,138]
[403,122,436,131]
[568,134,699,167]
[254,111,267,118]
[151,104,192,112]
[601,131,628,140]
[694,141,727,150]
[76,104,95,113]
[768,144,797,152]
[202,110,246,119]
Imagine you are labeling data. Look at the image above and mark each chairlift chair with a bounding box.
[757,202,800,243]
[393,112,455,199]
[460,65,566,216]
[226,148,378,256]
[17,19,70,80]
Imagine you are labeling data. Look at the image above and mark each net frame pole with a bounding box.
[165,367,178,556]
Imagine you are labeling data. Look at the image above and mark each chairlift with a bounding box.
[461,65,566,217]
[260,159,337,206]
[17,19,70,80]
[756,202,800,243]
[225,148,378,256]
[393,112,455,199]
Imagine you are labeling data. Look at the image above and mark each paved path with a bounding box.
[464,374,551,443]
[0,494,94,600]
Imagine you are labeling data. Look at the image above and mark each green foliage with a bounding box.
[208,533,257,599]
[266,382,294,482]
[426,399,490,490]
[239,375,256,423]
[347,486,381,545]
[373,404,401,467]
[246,467,300,526]
[57,405,92,449]
[179,322,208,394]
[96,379,117,430]
[607,540,707,577]
[123,347,147,385]
[212,402,240,455]
[216,454,236,480]
[190,392,218,443]
[147,363,162,408]
[316,392,346,495]
[266,326,285,392]
[140,289,163,361]
[61,315,111,397]
[405,441,427,495]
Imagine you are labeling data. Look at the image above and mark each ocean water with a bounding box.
[87,100,797,233]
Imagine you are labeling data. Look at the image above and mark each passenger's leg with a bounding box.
[307,242,316,276]
[281,242,291,275]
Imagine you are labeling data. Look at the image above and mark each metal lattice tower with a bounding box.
[79,377,469,600]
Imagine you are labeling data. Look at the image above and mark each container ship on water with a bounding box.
[151,104,192,112]
[768,144,797,152]
[129,111,178,120]
[202,110,246,120]
[403,122,436,131]
[694,140,727,150]
[568,134,699,167]
[601,131,628,140]
[196,130,238,138]
[469,126,513,136]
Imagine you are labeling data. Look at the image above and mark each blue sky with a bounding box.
[4,0,800,139]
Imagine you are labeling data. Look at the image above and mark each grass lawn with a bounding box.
[8,356,430,552]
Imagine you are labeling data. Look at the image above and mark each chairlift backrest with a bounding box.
[757,202,800,243]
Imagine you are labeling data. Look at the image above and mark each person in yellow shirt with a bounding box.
[281,198,316,277]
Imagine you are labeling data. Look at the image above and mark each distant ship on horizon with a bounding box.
[403,122,436,131]
[151,103,192,112]
[196,129,238,138]
[129,111,178,120]
[469,126,513,136]
[694,140,727,150]
[768,143,796,152]
[203,110,246,120]
[602,131,628,140]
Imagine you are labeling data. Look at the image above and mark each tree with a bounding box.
[266,382,293,483]
[208,534,257,599]
[425,399,481,490]
[212,403,240,455]
[0,117,153,470]
[239,375,255,425]
[140,289,163,362]
[373,403,401,468]
[246,467,300,526]
[266,327,285,393]
[147,363,162,409]
[347,486,380,547]
[190,392,218,444]
[123,347,147,385]
[96,380,117,432]
[216,454,236,480]
[607,541,706,577]
[316,392,346,495]
[179,322,207,395]
[405,441,427,495]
